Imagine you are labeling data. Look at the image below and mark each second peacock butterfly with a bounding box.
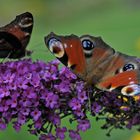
[0,12,33,59]
[45,32,140,96]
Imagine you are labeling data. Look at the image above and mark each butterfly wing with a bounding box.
[45,32,87,79]
[45,33,140,96]
[97,69,140,96]
[0,12,33,58]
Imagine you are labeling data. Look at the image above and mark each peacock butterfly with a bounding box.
[44,32,140,96]
[0,12,33,59]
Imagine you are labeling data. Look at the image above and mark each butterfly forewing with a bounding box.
[45,33,87,80]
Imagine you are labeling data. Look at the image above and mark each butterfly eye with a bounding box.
[47,38,64,58]
[123,63,135,71]
[82,39,95,50]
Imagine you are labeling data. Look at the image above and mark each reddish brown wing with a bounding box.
[0,12,33,58]
[44,32,87,79]
[45,32,140,96]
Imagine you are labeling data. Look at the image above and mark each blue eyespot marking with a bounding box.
[121,84,140,96]
[82,39,95,50]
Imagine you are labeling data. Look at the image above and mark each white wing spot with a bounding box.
[64,43,68,48]
[129,81,135,84]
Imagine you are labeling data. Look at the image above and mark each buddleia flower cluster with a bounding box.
[0,59,140,140]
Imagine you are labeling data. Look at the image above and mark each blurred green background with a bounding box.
[0,0,140,140]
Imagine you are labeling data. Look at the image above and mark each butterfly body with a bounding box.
[45,33,140,96]
[0,12,33,58]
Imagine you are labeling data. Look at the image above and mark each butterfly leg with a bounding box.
[1,51,12,63]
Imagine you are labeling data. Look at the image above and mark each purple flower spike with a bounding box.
[0,58,139,139]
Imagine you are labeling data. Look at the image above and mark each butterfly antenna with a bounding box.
[30,41,50,55]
